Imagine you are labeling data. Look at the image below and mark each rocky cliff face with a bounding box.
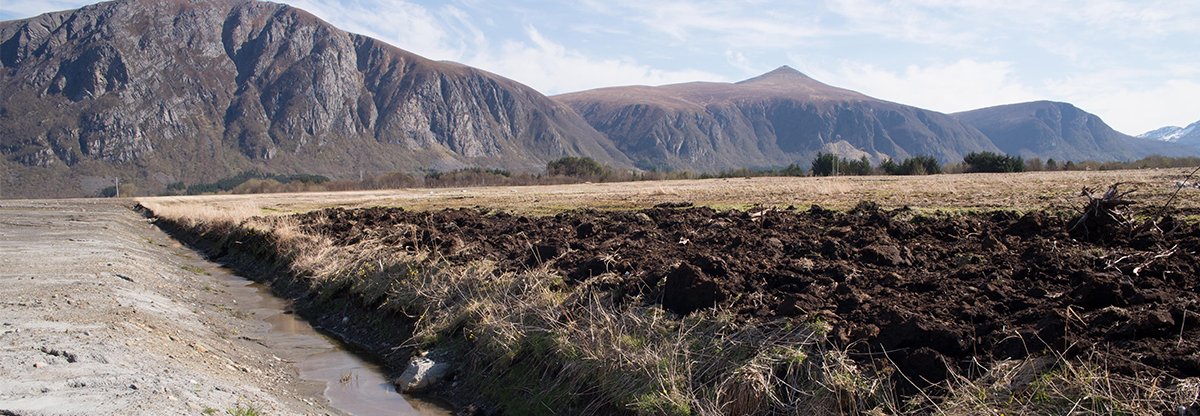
[555,66,1000,171]
[0,0,628,197]
[953,101,1197,162]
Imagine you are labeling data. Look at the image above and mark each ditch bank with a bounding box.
[197,261,449,416]
[139,205,477,414]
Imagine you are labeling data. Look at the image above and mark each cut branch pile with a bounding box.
[1070,183,1136,241]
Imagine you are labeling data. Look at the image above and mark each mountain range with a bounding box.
[1,0,1196,198]
[952,101,1191,163]
[1139,121,1200,147]
[555,66,999,171]
[0,0,628,197]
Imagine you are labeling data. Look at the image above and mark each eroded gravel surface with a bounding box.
[0,200,335,415]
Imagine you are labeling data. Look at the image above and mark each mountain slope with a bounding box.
[0,0,629,198]
[953,101,1197,162]
[554,66,1000,171]
[1139,120,1200,147]
[1139,126,1187,142]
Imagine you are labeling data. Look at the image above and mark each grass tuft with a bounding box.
[224,404,262,416]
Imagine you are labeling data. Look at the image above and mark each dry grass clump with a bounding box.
[382,260,895,415]
[138,198,262,227]
[934,354,1199,415]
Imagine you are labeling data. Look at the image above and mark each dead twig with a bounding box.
[1104,255,1134,272]
[1182,310,1190,348]
[1132,245,1178,277]
[1157,165,1200,220]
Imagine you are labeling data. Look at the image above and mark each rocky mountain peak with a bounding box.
[736,65,814,85]
[722,65,868,102]
[1139,120,1200,146]
[0,0,630,197]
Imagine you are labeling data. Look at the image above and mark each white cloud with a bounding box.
[1046,77,1200,135]
[724,50,761,76]
[280,0,463,60]
[278,1,724,94]
[806,58,1199,134]
[577,0,828,46]
[462,26,725,94]
[0,1,91,19]
[828,0,1200,41]
[437,4,487,57]
[822,0,980,46]
[809,59,1041,113]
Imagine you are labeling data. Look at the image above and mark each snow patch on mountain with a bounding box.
[1139,121,1198,143]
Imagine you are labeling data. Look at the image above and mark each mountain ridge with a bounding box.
[952,101,1197,162]
[555,66,1001,171]
[0,0,630,197]
[1139,120,1200,147]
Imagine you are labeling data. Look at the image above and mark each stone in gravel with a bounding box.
[40,346,79,363]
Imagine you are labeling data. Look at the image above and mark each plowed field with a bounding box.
[294,204,1200,390]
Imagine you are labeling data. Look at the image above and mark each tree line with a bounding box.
[147,153,1200,196]
[806,152,1200,177]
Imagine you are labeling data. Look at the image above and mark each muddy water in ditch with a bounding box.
[199,261,449,416]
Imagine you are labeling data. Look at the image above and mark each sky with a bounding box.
[3,1,1198,135]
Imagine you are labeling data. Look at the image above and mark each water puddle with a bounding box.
[194,259,450,415]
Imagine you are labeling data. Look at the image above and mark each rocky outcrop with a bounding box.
[0,0,628,197]
[555,66,1000,171]
[953,101,1199,162]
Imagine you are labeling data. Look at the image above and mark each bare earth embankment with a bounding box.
[138,168,1200,415]
[0,200,336,415]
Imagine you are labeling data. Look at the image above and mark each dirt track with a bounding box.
[0,200,335,415]
[296,204,1200,391]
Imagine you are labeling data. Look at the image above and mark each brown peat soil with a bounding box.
[296,204,1199,391]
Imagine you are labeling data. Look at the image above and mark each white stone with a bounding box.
[394,356,450,393]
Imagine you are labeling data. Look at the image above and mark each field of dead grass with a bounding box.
[139,168,1200,219]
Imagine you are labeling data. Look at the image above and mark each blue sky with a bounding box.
[4,0,1198,134]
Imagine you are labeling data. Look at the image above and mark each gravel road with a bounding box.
[0,200,336,415]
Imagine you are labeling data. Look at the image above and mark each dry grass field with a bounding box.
[139,168,1200,220]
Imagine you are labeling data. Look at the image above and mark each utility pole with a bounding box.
[114,177,119,198]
